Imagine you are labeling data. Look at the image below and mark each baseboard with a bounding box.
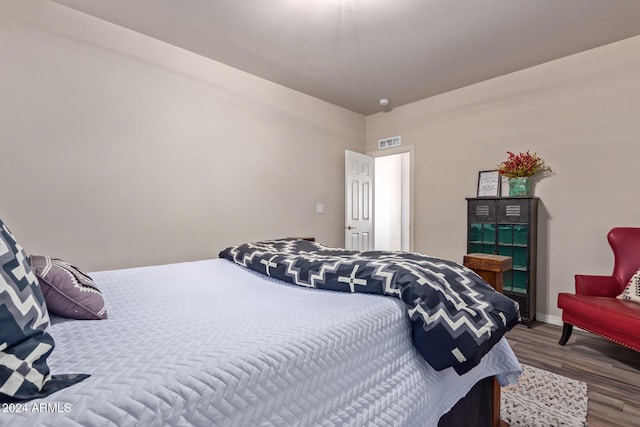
[534,313,563,326]
[533,313,592,336]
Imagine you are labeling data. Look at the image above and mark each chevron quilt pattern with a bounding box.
[220,239,520,374]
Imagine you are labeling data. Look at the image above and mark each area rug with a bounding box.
[501,364,588,427]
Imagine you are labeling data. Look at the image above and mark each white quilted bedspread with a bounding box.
[1,259,520,427]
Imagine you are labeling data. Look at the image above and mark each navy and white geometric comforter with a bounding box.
[220,239,520,374]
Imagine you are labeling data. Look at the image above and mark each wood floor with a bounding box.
[505,322,640,427]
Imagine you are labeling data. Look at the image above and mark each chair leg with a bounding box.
[559,323,573,345]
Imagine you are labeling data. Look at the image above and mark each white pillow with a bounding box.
[618,269,640,303]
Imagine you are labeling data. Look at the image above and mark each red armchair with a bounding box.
[557,227,640,352]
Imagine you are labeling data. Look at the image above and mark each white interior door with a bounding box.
[345,150,374,250]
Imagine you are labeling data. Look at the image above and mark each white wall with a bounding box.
[366,35,640,322]
[374,152,410,251]
[3,0,639,323]
[0,0,365,270]
[374,155,401,250]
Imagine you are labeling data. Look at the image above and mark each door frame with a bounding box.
[367,145,415,252]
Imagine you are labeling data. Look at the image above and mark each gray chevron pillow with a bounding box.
[0,218,88,402]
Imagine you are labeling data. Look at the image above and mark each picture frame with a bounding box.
[477,170,501,197]
[501,175,510,197]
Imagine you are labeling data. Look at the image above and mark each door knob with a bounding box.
[346,225,356,230]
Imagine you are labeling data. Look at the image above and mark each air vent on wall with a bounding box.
[378,136,401,149]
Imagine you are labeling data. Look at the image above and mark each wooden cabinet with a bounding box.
[466,197,539,325]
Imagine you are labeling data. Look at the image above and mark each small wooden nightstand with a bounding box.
[463,253,512,293]
[463,253,513,427]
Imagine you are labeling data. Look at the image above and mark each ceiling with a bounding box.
[51,0,640,115]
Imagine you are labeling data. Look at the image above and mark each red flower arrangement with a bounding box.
[497,151,551,178]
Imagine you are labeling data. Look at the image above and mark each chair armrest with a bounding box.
[574,274,621,297]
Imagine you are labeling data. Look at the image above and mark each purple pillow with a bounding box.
[29,256,107,320]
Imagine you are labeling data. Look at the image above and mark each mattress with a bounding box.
[1,259,521,427]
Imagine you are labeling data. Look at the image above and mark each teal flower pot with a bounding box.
[508,177,531,196]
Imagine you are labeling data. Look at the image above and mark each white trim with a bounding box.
[535,313,563,326]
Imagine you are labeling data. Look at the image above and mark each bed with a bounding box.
[1,240,521,427]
